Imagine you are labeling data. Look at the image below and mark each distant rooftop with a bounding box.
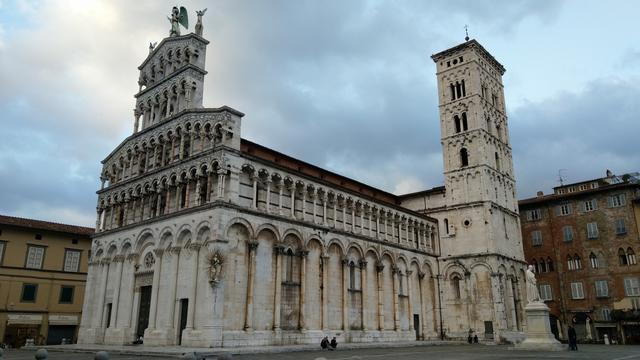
[0,214,94,236]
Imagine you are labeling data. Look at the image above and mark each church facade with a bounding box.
[78,18,526,348]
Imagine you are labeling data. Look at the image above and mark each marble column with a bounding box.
[273,246,284,330]
[342,258,349,331]
[359,260,368,330]
[148,248,164,329]
[321,255,329,331]
[185,243,201,330]
[96,259,110,328]
[419,272,427,339]
[376,262,385,330]
[244,242,258,331]
[168,247,181,334]
[109,255,125,328]
[251,176,258,209]
[407,270,414,331]
[265,180,272,213]
[299,250,308,330]
[392,267,400,331]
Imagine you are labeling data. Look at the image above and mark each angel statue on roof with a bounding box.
[168,6,189,37]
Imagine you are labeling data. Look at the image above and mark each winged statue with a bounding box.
[168,6,189,37]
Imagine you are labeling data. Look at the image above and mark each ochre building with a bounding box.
[0,215,93,347]
[520,171,640,344]
[79,14,526,347]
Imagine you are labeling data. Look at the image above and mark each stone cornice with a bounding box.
[135,64,207,98]
[139,33,210,70]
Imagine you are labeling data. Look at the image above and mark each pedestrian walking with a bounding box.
[568,326,578,351]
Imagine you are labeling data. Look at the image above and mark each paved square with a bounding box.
[6,344,640,360]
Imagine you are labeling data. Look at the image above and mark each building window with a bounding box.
[460,148,469,167]
[570,282,585,299]
[21,283,38,302]
[526,209,542,221]
[601,308,611,321]
[557,203,572,216]
[25,245,46,269]
[454,115,461,133]
[532,259,539,273]
[349,261,357,290]
[595,280,609,298]
[452,276,462,300]
[624,278,640,296]
[616,219,627,235]
[539,284,552,301]
[632,298,640,310]
[0,241,5,265]
[628,248,637,265]
[589,252,599,269]
[63,249,81,272]
[531,231,543,246]
[567,255,574,270]
[539,258,547,273]
[461,112,468,131]
[59,286,74,304]
[283,249,294,283]
[587,222,599,239]
[562,226,574,242]
[547,257,555,272]
[583,199,597,212]
[608,193,626,208]
[573,254,582,270]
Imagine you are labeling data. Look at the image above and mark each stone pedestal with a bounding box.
[516,302,564,351]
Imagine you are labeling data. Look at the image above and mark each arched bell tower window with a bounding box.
[283,249,294,282]
[495,152,501,171]
[460,148,469,167]
[461,112,468,131]
[451,275,461,299]
[444,218,449,234]
[349,261,356,290]
[454,115,461,133]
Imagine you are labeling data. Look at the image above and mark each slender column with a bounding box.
[290,187,296,218]
[321,255,329,331]
[312,192,317,224]
[300,188,306,221]
[359,207,364,234]
[418,272,427,339]
[251,176,258,209]
[185,243,201,329]
[168,246,181,332]
[332,199,337,227]
[121,202,129,226]
[299,250,308,330]
[148,248,164,329]
[278,182,284,215]
[217,172,225,199]
[273,246,283,330]
[108,204,115,230]
[265,180,272,213]
[165,187,172,214]
[407,270,414,331]
[188,132,195,156]
[244,242,258,331]
[171,136,177,162]
[392,267,400,331]
[184,178,191,208]
[350,206,355,232]
[126,253,139,329]
[160,141,166,166]
[144,149,151,172]
[342,203,346,230]
[199,131,205,152]
[375,213,380,239]
[195,177,202,206]
[165,95,171,117]
[109,256,125,328]
[155,191,162,216]
[342,258,349,331]
[96,260,110,328]
[506,277,518,330]
[359,260,368,330]
[376,262,384,330]
[179,133,185,159]
[207,171,214,202]
[322,195,327,225]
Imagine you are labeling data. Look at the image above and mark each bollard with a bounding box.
[94,350,109,360]
[604,334,610,345]
[181,352,196,360]
[34,348,48,360]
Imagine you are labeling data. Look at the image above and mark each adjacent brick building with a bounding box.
[0,215,93,347]
[520,171,640,344]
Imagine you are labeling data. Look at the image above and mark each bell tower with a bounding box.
[430,39,523,259]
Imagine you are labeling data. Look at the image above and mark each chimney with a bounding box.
[536,191,544,197]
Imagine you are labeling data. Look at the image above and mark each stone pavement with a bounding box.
[9,343,640,360]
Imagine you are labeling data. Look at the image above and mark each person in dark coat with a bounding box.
[567,326,578,351]
[320,336,329,350]
[330,337,338,350]
[468,334,473,344]
[473,335,479,344]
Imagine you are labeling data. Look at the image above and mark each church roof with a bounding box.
[0,214,94,236]
[431,39,506,75]
[240,139,439,221]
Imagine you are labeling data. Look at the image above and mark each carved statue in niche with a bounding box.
[206,249,224,286]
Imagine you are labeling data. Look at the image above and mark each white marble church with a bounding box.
[78,9,527,347]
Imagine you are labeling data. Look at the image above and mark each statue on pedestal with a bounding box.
[195,8,207,36]
[168,6,189,37]
[526,264,540,303]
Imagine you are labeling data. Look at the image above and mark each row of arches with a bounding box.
[139,44,201,91]
[102,114,234,187]
[97,158,229,232]
[134,75,199,131]
[240,163,438,253]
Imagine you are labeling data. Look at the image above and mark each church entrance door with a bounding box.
[136,286,152,338]
[178,298,188,345]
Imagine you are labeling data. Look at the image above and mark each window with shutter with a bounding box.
[601,308,611,321]
[624,278,640,296]
[562,226,574,242]
[25,246,45,269]
[587,222,599,239]
[571,282,585,299]
[616,219,627,234]
[531,231,542,246]
[595,280,608,297]
[63,250,81,272]
[539,284,552,301]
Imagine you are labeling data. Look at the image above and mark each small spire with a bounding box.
[464,25,470,42]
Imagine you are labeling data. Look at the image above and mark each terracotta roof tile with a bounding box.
[0,214,94,236]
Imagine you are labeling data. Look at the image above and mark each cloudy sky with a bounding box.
[1,0,639,227]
